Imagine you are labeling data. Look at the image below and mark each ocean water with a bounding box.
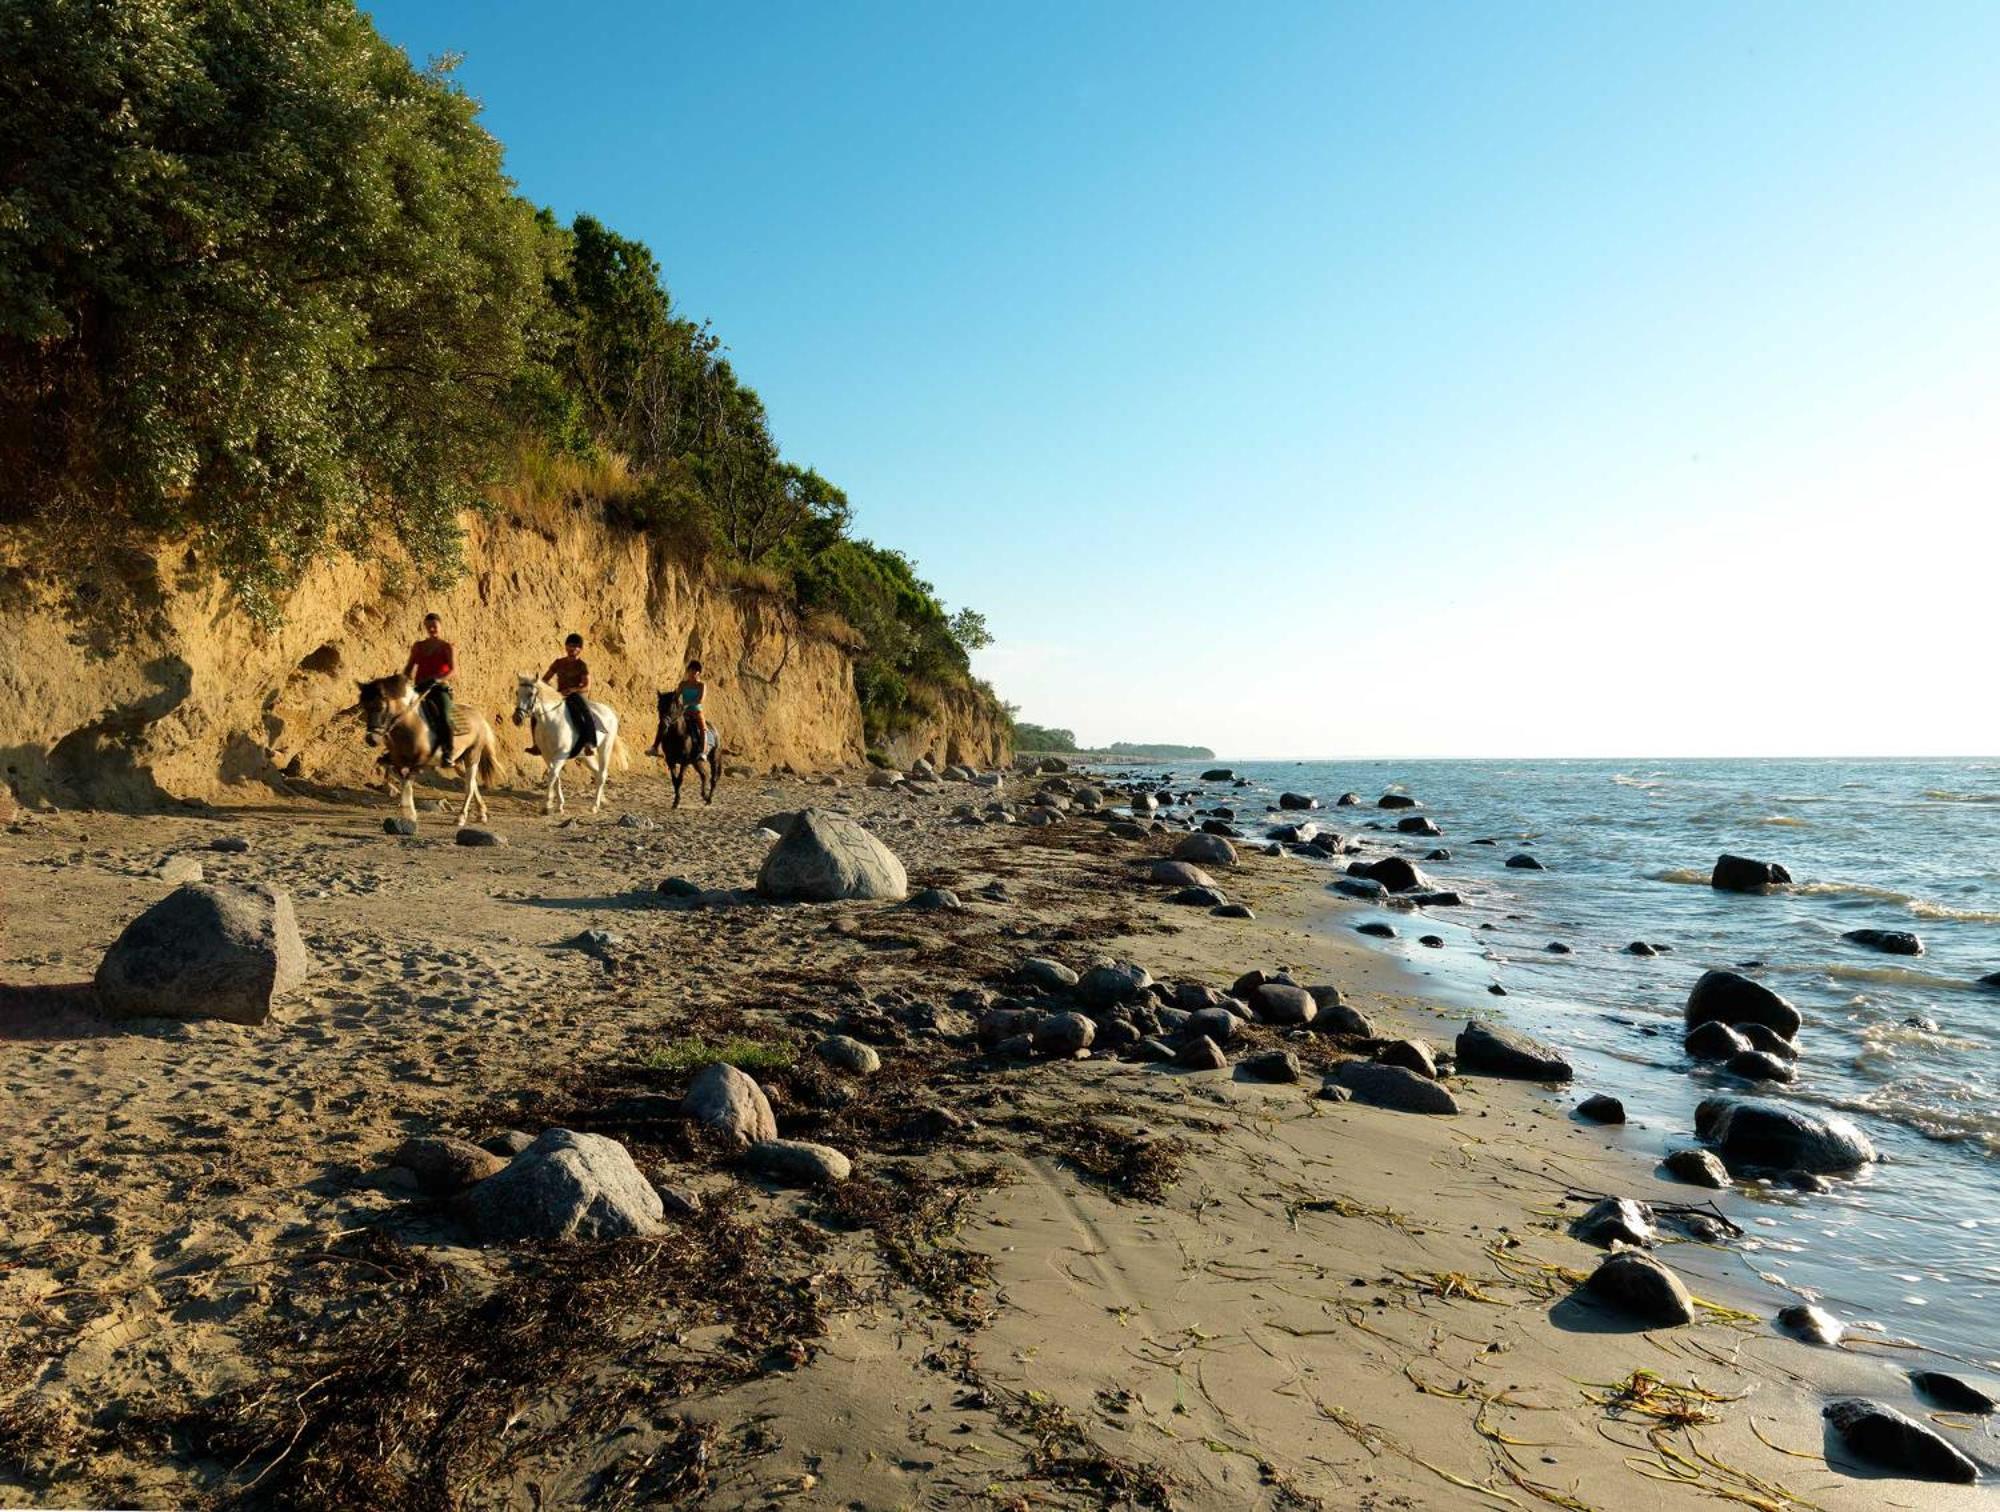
[1112,757,2000,1363]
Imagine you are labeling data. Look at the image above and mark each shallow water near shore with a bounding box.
[1119,756,2000,1365]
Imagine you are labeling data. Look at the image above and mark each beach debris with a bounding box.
[1583,1249,1694,1326]
[391,1136,507,1196]
[1377,1038,1439,1079]
[1015,956,1079,992]
[455,826,505,846]
[748,1138,852,1186]
[1033,1010,1095,1056]
[95,881,312,1025]
[461,1128,664,1242]
[1176,1034,1228,1071]
[1455,1020,1574,1082]
[1775,1303,1843,1345]
[1576,1093,1626,1122]
[681,1062,778,1145]
[1240,1048,1302,1083]
[814,1034,881,1075]
[1172,832,1237,867]
[1685,968,1804,1039]
[1711,852,1792,892]
[1724,1049,1796,1083]
[1504,852,1546,870]
[1249,982,1317,1026]
[1663,1148,1730,1189]
[755,808,908,901]
[1910,1370,1997,1414]
[1821,1398,1978,1483]
[1842,927,1923,956]
[1695,1097,1875,1173]
[1333,1061,1460,1114]
[1572,1197,1656,1248]
[1077,959,1152,1007]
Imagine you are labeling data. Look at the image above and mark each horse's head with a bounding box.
[355,676,415,747]
[511,674,541,727]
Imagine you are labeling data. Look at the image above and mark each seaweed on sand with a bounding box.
[818,1165,1013,1324]
[993,1387,1176,1510]
[1034,1113,1190,1203]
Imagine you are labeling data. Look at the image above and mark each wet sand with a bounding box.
[0,767,1990,1508]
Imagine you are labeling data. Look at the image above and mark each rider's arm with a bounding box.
[575,660,591,691]
[437,642,454,680]
[404,644,420,680]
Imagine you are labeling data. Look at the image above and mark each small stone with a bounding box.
[681,1063,778,1146]
[815,1035,882,1075]
[1175,1034,1228,1070]
[481,1130,536,1157]
[1356,922,1396,938]
[1576,1094,1625,1123]
[907,886,963,911]
[382,817,417,837]
[1776,1303,1843,1345]
[1662,1148,1729,1189]
[748,1139,853,1186]
[1910,1371,1996,1415]
[1376,1039,1438,1079]
[1239,1049,1302,1083]
[1583,1250,1693,1326]
[658,876,702,897]
[1034,1011,1095,1056]
[456,827,505,847]
[1821,1398,1977,1484]
[1627,941,1657,957]
[1016,957,1079,992]
[207,836,251,854]
[1573,1197,1655,1248]
[1418,934,1444,948]
[157,855,205,885]
[391,1136,507,1196]
[1250,983,1317,1027]
[1212,902,1254,919]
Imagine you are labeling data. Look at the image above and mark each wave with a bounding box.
[1792,880,1917,904]
[1909,900,2000,924]
[1755,815,1810,827]
[1795,962,1975,992]
[1611,773,1664,789]
[1920,790,2000,804]
[1649,867,1709,885]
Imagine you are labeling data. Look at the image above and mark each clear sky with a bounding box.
[366,1,1998,758]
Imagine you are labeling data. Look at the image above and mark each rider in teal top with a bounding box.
[676,660,706,746]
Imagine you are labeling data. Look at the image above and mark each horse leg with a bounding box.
[399,771,418,822]
[459,756,479,827]
[670,760,683,809]
[545,754,566,815]
[591,739,612,812]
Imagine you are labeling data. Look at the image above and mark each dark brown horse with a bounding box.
[649,694,721,806]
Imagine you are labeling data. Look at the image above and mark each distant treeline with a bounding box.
[1011,723,1213,760]
[0,0,992,741]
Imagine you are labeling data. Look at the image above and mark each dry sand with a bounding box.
[0,765,1990,1509]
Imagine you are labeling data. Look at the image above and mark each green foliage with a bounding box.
[1013,722,1080,752]
[793,539,974,740]
[0,0,541,622]
[1103,742,1216,759]
[639,1035,796,1077]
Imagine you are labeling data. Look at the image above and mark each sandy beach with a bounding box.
[0,766,1991,1509]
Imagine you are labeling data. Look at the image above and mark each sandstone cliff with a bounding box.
[0,507,1007,808]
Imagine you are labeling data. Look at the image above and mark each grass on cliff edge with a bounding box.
[640,1035,797,1078]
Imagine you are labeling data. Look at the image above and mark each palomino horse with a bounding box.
[350,675,502,826]
[649,695,721,806]
[513,675,623,815]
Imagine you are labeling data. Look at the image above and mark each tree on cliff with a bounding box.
[0,0,542,622]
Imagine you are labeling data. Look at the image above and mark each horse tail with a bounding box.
[478,734,504,789]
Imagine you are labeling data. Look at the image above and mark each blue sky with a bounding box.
[367,1,1999,757]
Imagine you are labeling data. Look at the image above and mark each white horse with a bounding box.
[513,675,622,815]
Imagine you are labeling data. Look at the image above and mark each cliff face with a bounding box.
[0,508,1004,808]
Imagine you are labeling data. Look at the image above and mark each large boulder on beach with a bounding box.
[682,1063,778,1145]
[748,1139,852,1186]
[1307,987,1375,1037]
[392,1136,507,1196]
[1842,928,1923,956]
[1685,970,1802,1039]
[1711,854,1791,892]
[95,882,312,1025]
[1333,1061,1459,1114]
[1173,833,1237,867]
[1455,1021,1573,1081]
[1821,1399,1977,1484]
[756,809,907,902]
[462,1128,664,1241]
[1583,1250,1693,1326]
[1695,1097,1875,1172]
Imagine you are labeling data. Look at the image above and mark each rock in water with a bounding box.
[1738,1022,1799,1059]
[756,809,908,901]
[1711,853,1791,891]
[1725,1049,1796,1083]
[1201,768,1234,781]
[1357,856,1431,893]
[1910,1371,1997,1415]
[682,1063,778,1145]
[462,1129,664,1241]
[1842,928,1923,956]
[1504,853,1546,870]
[1627,940,1658,957]
[748,1139,852,1186]
[1821,1398,1977,1484]
[1279,792,1318,810]
[1173,833,1238,867]
[95,883,312,1025]
[1776,1303,1843,1345]
[392,1136,507,1196]
[1695,1097,1875,1172]
[1573,1197,1655,1247]
[1395,815,1442,836]
[1684,1020,1753,1060]
[1333,1061,1460,1114]
[1576,1093,1626,1123]
[1455,1021,1573,1081]
[1584,1250,1693,1326]
[1334,876,1388,900]
[1662,1148,1730,1189]
[1376,793,1418,809]
[1684,969,1803,1039]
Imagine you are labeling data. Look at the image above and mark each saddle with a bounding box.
[420,686,468,754]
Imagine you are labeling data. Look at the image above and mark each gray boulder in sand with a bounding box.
[1250,983,1317,1026]
[682,1063,778,1145]
[1583,1250,1693,1326]
[815,1035,881,1075]
[1016,957,1079,992]
[1695,1096,1875,1172]
[1307,987,1375,1037]
[1711,853,1791,892]
[1776,1302,1843,1345]
[392,1136,507,1196]
[1576,1093,1625,1123]
[1573,1197,1655,1248]
[1334,1061,1459,1114]
[1078,960,1152,1007]
[1239,1049,1302,1083]
[1821,1398,1977,1484]
[1173,833,1237,867]
[1663,1148,1730,1189]
[756,809,907,902]
[158,855,205,884]
[95,882,312,1025]
[1176,1034,1228,1070]
[1910,1371,1997,1415]
[748,1139,853,1186]
[462,1128,664,1241]
[1149,859,1214,887]
[1377,1039,1438,1079]
[1842,928,1923,956]
[1034,1011,1095,1055]
[1171,885,1228,907]
[1685,969,1802,1039]
[1455,1021,1573,1081]
[1186,1007,1240,1044]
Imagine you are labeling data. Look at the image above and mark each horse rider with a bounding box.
[404,612,455,740]
[536,632,597,756]
[674,659,707,749]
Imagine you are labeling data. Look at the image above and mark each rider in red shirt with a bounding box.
[404,614,456,735]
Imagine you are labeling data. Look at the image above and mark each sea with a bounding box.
[1105,756,2000,1365]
